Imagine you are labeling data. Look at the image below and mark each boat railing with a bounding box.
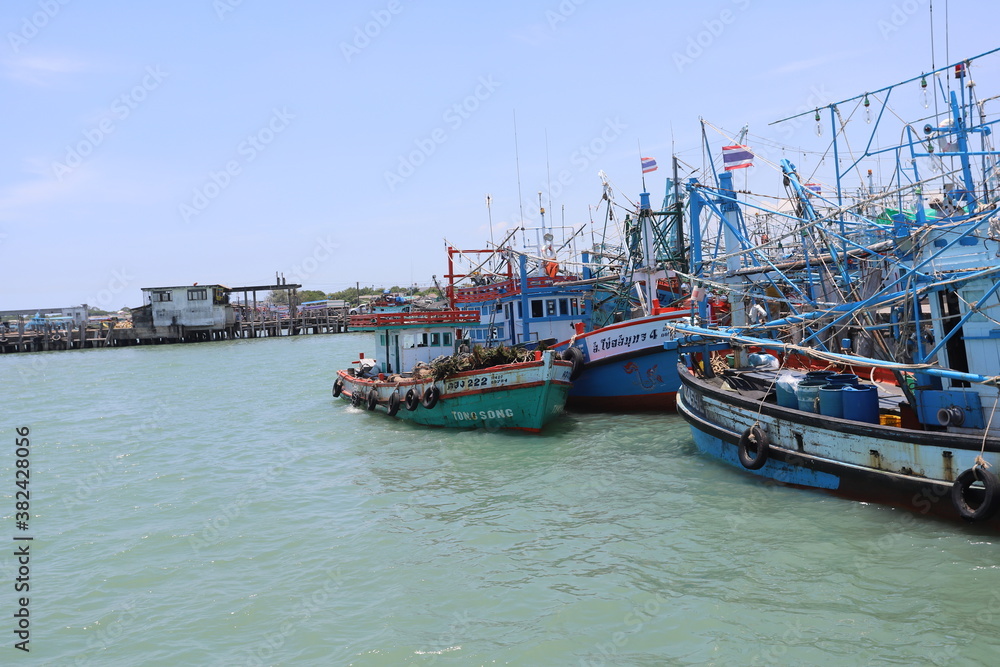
[348,311,481,329]
[452,275,581,303]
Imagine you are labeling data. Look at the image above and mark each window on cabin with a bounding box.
[402,335,416,349]
[559,298,569,316]
[531,300,543,318]
[546,299,556,316]
[517,302,523,318]
[419,333,429,347]
[152,291,172,302]
[188,289,208,301]
[430,332,441,346]
[443,332,452,346]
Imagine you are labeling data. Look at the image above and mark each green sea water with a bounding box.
[2,333,1000,665]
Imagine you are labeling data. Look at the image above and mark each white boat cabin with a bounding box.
[349,311,480,376]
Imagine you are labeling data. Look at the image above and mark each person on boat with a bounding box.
[542,233,559,278]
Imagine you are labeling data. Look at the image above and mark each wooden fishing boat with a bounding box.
[332,311,573,432]
[671,48,1000,528]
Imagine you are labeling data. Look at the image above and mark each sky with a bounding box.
[1,0,998,311]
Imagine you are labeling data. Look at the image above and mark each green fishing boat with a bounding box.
[333,311,573,432]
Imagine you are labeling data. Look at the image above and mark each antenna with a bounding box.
[513,110,526,248]
[485,193,495,272]
[545,129,553,225]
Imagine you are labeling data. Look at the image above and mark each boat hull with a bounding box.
[560,312,686,411]
[676,364,1000,528]
[335,352,572,433]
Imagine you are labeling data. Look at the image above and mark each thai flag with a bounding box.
[641,157,657,173]
[805,183,822,195]
[722,145,753,170]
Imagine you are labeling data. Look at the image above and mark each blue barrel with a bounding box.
[795,380,828,413]
[776,382,798,408]
[842,385,879,423]
[818,384,845,418]
[827,373,859,387]
[806,370,836,382]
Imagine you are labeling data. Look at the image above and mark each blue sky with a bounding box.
[1,0,997,310]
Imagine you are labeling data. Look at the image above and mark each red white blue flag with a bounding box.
[641,157,657,173]
[722,145,753,170]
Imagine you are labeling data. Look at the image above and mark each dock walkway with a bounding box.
[0,307,350,355]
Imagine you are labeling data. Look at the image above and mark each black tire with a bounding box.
[350,390,363,408]
[737,425,769,470]
[422,385,440,409]
[404,388,420,411]
[560,346,585,380]
[366,388,379,411]
[387,390,401,416]
[952,467,1000,521]
[332,378,344,397]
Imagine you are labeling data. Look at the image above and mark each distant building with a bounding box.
[132,285,235,340]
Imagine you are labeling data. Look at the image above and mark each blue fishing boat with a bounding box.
[673,48,1000,527]
[450,173,693,411]
[553,183,691,411]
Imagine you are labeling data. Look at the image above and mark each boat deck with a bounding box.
[726,368,908,412]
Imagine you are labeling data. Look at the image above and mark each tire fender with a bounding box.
[737,424,769,470]
[404,388,421,411]
[952,466,1000,522]
[560,346,585,380]
[422,385,441,409]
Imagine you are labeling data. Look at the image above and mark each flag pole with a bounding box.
[638,140,647,192]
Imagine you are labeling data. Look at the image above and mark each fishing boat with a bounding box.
[332,310,573,432]
[553,181,693,411]
[672,48,1000,527]
[450,171,695,410]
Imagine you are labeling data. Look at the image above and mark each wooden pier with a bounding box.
[0,306,351,355]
